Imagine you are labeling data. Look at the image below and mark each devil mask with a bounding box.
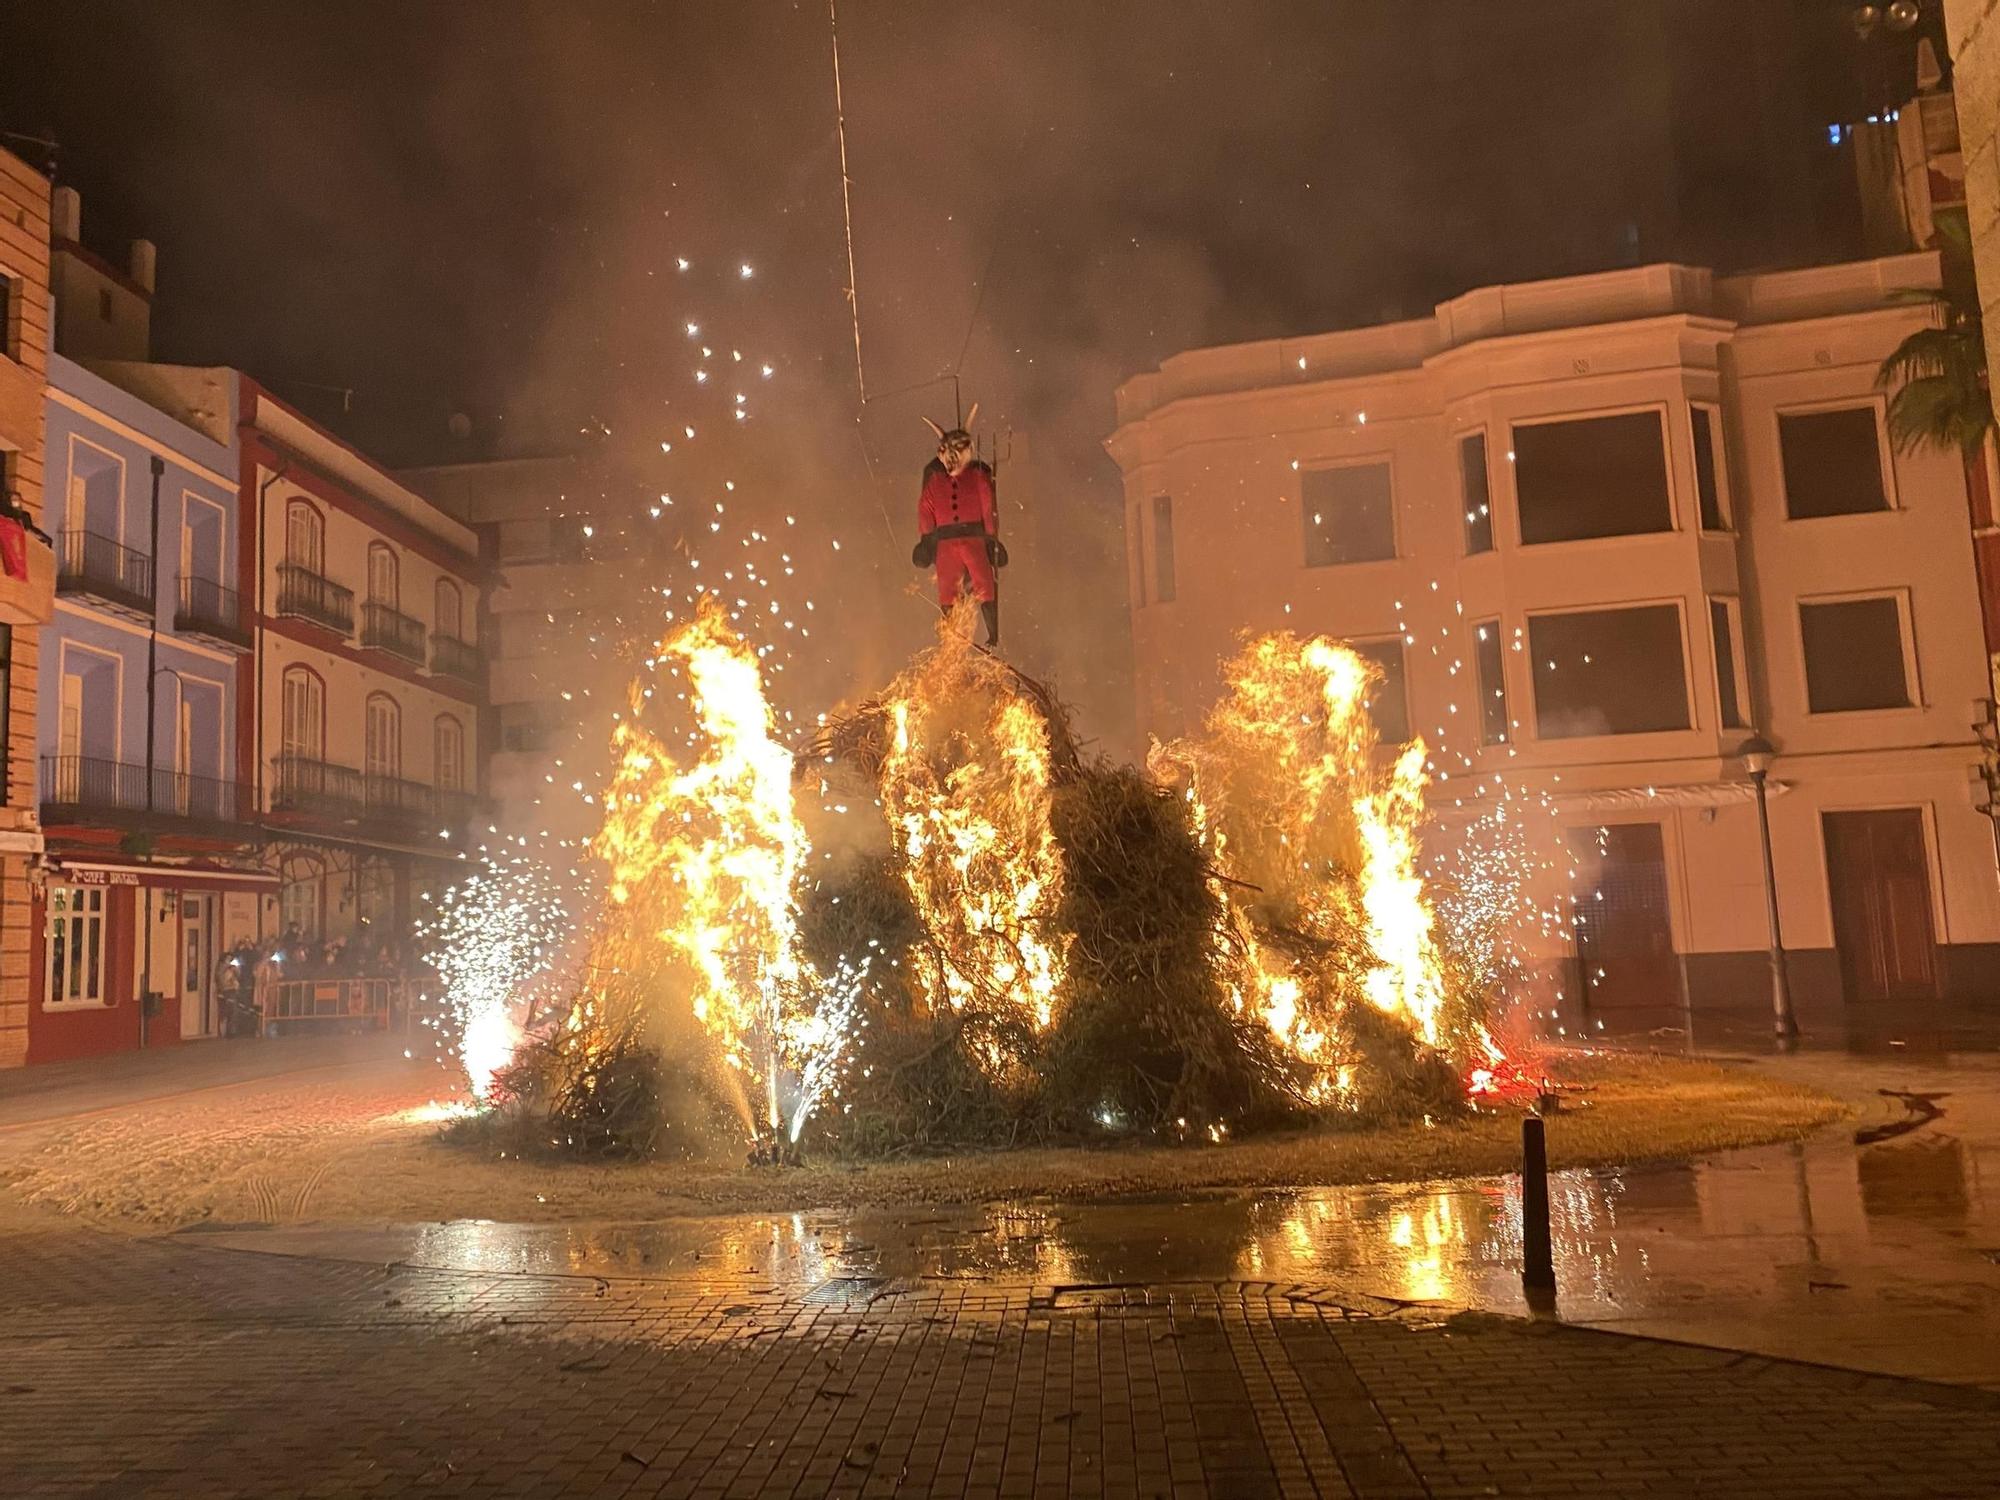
[923,404,980,475]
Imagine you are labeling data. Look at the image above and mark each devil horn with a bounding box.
[963,402,979,430]
[921,415,946,438]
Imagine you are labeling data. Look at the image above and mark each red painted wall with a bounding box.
[25,886,183,1064]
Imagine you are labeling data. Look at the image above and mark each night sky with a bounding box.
[0,1,1889,726]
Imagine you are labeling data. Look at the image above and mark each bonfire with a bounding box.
[455,599,1511,1156]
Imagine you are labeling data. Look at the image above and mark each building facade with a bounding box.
[1107,254,2000,1013]
[1944,0,2000,405]
[0,150,57,1067]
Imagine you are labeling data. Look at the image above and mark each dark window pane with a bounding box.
[1460,433,1494,554]
[1529,605,1691,738]
[1800,597,1909,711]
[1780,408,1887,518]
[1692,407,1726,530]
[1513,411,1672,545]
[1474,621,1509,745]
[1350,638,1411,743]
[1709,599,1745,730]
[1303,463,1395,566]
[1151,494,1176,603]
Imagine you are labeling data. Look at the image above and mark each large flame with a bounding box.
[874,613,1069,1030]
[592,598,807,1130]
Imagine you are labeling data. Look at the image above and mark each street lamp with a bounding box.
[1738,734,1799,1044]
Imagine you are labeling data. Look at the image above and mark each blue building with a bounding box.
[34,332,265,1060]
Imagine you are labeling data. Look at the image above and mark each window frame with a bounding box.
[1300,457,1398,569]
[56,639,126,767]
[1523,597,1697,742]
[284,497,326,574]
[279,664,327,761]
[364,691,403,780]
[435,577,463,641]
[65,432,127,544]
[366,541,400,609]
[279,854,326,940]
[1689,403,1731,533]
[1471,617,1511,747]
[1127,501,1146,610]
[42,884,110,1011]
[435,713,465,792]
[1508,402,1677,548]
[1774,397,1899,521]
[1795,588,1921,716]
[180,491,228,589]
[1458,430,1495,556]
[1348,633,1413,745]
[1150,493,1177,604]
[1706,596,1749,732]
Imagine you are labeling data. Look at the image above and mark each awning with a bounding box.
[48,859,281,892]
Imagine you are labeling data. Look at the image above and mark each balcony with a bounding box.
[175,575,252,651]
[269,754,477,841]
[361,601,426,663]
[270,753,365,819]
[429,631,482,685]
[41,754,256,836]
[57,529,154,621]
[276,564,354,636]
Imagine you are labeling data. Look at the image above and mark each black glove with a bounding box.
[986,536,1009,568]
[912,533,937,568]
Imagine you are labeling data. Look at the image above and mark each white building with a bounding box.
[1106,253,2000,1013]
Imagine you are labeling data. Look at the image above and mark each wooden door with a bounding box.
[1569,822,1679,1008]
[1824,809,1937,1001]
[178,893,214,1039]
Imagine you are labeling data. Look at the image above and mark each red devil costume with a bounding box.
[911,413,1006,646]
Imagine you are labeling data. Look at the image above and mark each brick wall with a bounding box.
[0,148,50,1067]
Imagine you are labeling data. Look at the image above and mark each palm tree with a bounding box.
[1877,207,1992,459]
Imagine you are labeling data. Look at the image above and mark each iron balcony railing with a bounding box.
[270,755,477,836]
[276,563,354,635]
[175,575,252,650]
[40,754,254,829]
[270,753,365,818]
[361,601,426,662]
[57,529,154,617]
[429,631,482,684]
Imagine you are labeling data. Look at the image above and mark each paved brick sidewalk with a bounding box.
[2,1224,1995,1498]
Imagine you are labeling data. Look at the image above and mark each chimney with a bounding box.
[129,239,156,294]
[52,184,80,243]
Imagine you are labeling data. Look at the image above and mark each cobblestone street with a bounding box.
[5,1217,1998,1499]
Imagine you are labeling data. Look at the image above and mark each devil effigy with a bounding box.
[910,405,1006,648]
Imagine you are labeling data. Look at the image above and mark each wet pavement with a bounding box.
[188,1039,2000,1390]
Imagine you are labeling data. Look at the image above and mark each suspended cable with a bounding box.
[828,0,867,405]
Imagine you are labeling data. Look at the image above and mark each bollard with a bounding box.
[1521,1115,1556,1294]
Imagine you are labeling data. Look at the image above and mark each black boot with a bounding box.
[980,599,1000,649]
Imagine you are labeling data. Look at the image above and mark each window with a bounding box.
[181,494,225,588]
[435,715,465,792]
[67,437,123,539]
[367,543,399,607]
[1780,407,1889,519]
[550,514,591,562]
[281,871,322,939]
[1151,495,1177,604]
[1800,596,1912,712]
[1473,620,1510,746]
[280,666,325,759]
[0,624,11,803]
[285,500,324,572]
[0,273,14,359]
[1459,433,1494,555]
[1513,411,1672,545]
[1528,604,1692,738]
[356,857,395,933]
[365,694,402,779]
[435,578,463,640]
[1351,638,1411,743]
[1690,406,1728,531]
[1303,462,1395,566]
[44,885,107,1008]
[1709,599,1747,731]
[1127,505,1145,609]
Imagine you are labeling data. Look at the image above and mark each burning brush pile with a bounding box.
[471,599,1506,1158]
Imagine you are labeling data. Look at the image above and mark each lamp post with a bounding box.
[1738,735,1799,1044]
